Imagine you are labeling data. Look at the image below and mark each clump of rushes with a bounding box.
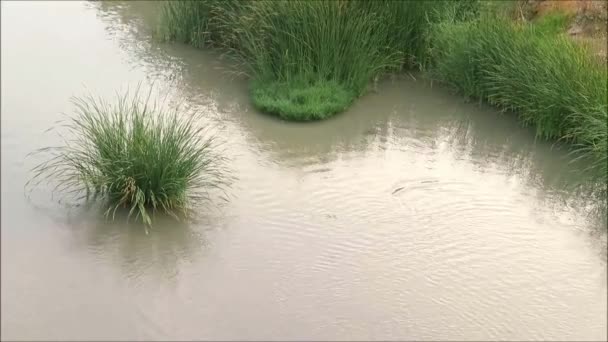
[28,89,230,226]
[156,0,216,48]
[156,0,245,49]
[158,0,447,120]
[218,0,403,120]
[427,14,607,180]
[350,0,458,70]
[158,0,451,120]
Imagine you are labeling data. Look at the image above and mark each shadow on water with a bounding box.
[91,1,606,237]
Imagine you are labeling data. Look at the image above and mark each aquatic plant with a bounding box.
[156,0,245,49]
[217,0,400,120]
[250,79,354,121]
[157,0,210,48]
[158,0,446,120]
[350,0,454,70]
[427,14,607,180]
[28,89,229,225]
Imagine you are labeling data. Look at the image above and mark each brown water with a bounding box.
[1,1,606,341]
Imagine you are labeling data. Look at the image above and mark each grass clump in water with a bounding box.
[250,79,353,121]
[29,89,229,226]
[156,0,212,48]
[220,0,401,120]
[156,0,244,48]
[159,0,446,120]
[427,14,608,179]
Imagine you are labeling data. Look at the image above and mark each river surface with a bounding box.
[1,1,606,341]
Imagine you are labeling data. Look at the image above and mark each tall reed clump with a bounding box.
[158,0,446,121]
[350,0,460,70]
[218,0,404,120]
[28,89,229,226]
[157,0,245,49]
[427,15,608,180]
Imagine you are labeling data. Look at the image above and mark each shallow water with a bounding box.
[1,1,606,341]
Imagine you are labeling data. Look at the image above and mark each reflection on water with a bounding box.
[66,208,210,280]
[2,1,606,341]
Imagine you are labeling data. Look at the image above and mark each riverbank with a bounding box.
[157,0,607,182]
[427,8,607,181]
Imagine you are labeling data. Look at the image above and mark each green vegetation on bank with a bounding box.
[427,13,607,179]
[533,10,572,35]
[157,0,607,180]
[28,89,229,225]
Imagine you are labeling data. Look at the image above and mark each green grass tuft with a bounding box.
[250,79,354,121]
[156,0,244,48]
[219,0,403,120]
[533,10,572,35]
[156,0,211,48]
[28,88,230,226]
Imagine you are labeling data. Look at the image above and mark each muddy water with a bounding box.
[1,1,606,341]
